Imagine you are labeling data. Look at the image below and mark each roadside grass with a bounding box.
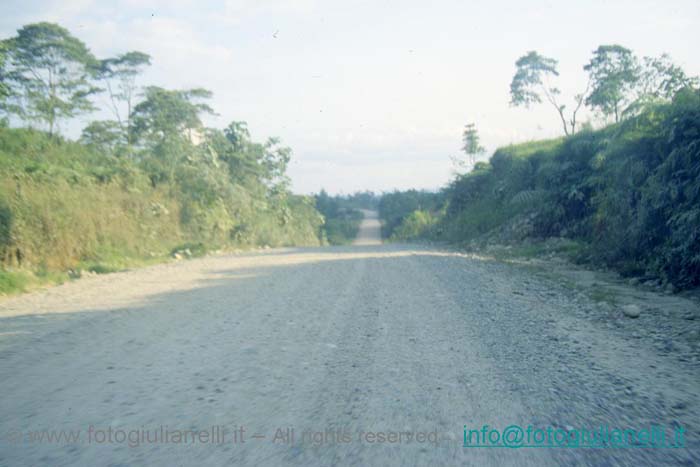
[0,243,174,298]
[0,239,300,299]
[0,270,33,295]
[0,268,70,296]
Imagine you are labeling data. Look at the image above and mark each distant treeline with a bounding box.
[315,190,378,244]
[380,89,700,290]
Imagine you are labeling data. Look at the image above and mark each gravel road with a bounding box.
[1,211,698,466]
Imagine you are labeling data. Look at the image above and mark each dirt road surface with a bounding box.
[1,211,698,466]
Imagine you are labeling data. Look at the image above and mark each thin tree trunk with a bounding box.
[557,108,570,136]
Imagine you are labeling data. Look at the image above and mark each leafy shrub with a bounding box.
[390,210,437,241]
[379,190,444,238]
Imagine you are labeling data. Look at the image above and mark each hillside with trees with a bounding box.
[380,45,700,291]
[0,22,324,294]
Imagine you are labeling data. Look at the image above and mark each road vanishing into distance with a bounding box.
[1,211,698,466]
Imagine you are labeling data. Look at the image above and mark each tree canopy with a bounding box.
[97,51,151,144]
[2,22,100,135]
[511,45,698,134]
[130,86,214,144]
[510,51,587,135]
[584,45,639,123]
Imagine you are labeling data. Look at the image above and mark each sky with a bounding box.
[2,0,699,194]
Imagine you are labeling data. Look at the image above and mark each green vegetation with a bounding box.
[0,125,323,295]
[389,209,439,241]
[378,190,443,240]
[380,89,700,290]
[451,123,486,172]
[0,22,324,296]
[0,269,32,295]
[1,23,100,135]
[380,43,699,291]
[1,26,698,295]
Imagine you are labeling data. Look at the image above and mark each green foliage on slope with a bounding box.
[0,21,326,295]
[380,89,700,289]
[0,127,323,295]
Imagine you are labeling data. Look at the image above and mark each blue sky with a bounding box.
[2,0,699,193]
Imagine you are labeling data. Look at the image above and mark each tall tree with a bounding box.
[97,51,151,145]
[584,45,639,123]
[462,123,485,166]
[130,86,214,144]
[452,123,485,172]
[630,54,699,113]
[510,51,588,136]
[260,136,291,188]
[211,121,292,189]
[3,22,100,135]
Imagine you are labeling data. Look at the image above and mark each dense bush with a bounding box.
[378,190,444,238]
[389,210,438,241]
